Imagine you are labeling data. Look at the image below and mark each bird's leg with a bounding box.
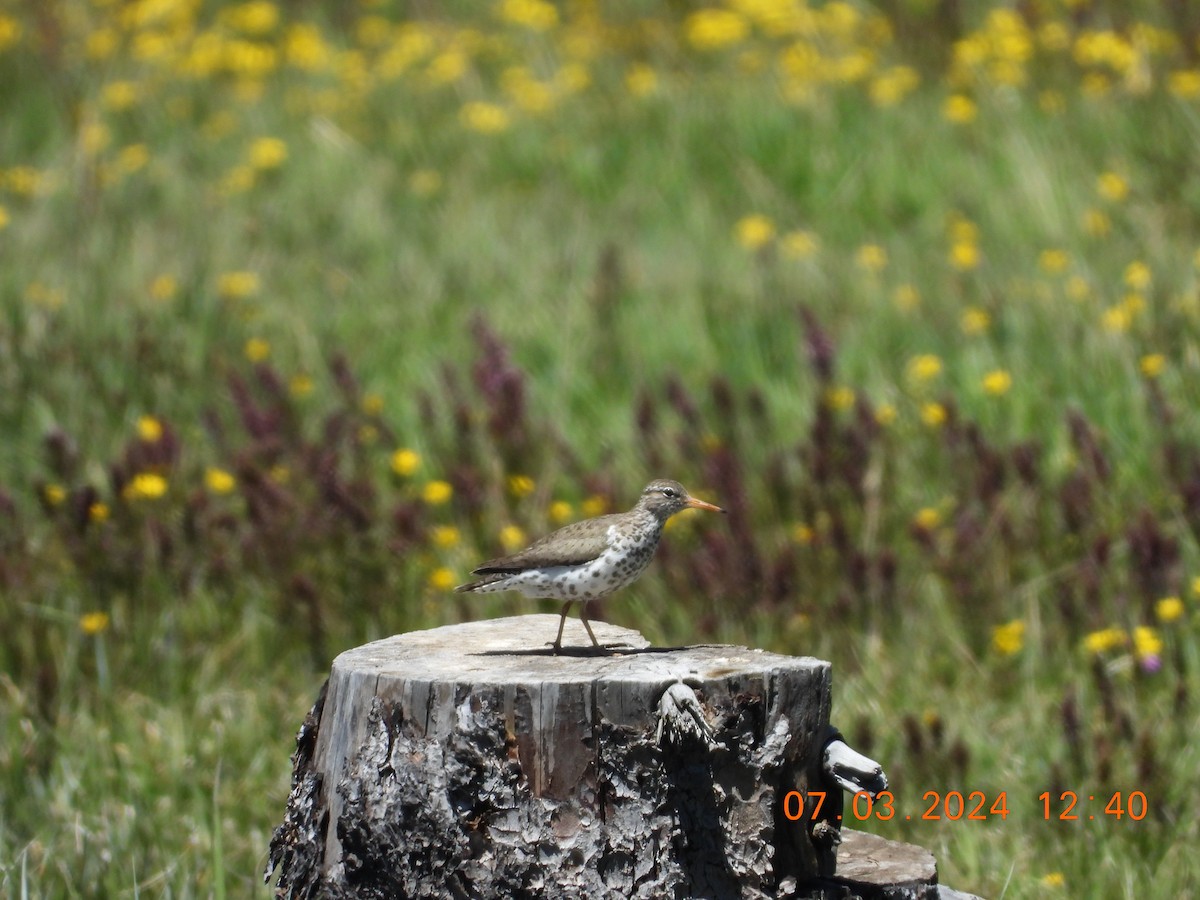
[550,601,571,654]
[579,603,601,648]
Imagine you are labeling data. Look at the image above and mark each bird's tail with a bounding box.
[453,573,509,593]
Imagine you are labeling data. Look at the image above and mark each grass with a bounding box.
[3,1,1200,896]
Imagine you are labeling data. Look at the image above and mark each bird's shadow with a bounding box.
[476,643,692,658]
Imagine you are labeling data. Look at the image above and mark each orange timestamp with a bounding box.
[782,790,1151,823]
[783,789,1012,823]
[1039,790,1149,821]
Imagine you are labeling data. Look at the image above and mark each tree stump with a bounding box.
[265,616,945,898]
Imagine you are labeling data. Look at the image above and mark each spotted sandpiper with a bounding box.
[455,479,725,652]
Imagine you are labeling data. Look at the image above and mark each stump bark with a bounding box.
[265,616,946,899]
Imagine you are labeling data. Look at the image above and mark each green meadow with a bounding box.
[2,1,1200,896]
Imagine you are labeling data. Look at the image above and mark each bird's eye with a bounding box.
[661,486,677,498]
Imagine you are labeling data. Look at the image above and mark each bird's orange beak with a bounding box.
[686,497,725,514]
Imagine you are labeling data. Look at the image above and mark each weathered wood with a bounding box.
[266,616,979,899]
[831,830,937,899]
[266,615,836,898]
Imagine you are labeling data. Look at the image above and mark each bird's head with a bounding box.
[638,479,725,522]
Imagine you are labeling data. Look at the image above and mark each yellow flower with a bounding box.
[1083,627,1127,655]
[781,230,818,260]
[224,41,278,79]
[824,386,855,411]
[460,102,510,134]
[685,9,748,51]
[391,449,420,477]
[1156,596,1184,623]
[248,137,287,170]
[497,0,558,31]
[222,1,280,35]
[1192,575,1200,598]
[0,14,23,51]
[409,169,441,196]
[289,374,314,397]
[25,281,64,309]
[875,403,897,426]
[1133,626,1162,660]
[625,63,658,97]
[960,307,991,336]
[1169,69,1200,98]
[856,243,888,273]
[1038,90,1066,113]
[892,284,920,311]
[118,144,149,174]
[219,165,255,196]
[581,494,607,517]
[1039,249,1070,274]
[549,500,573,524]
[137,416,163,442]
[791,523,814,545]
[907,354,943,383]
[735,214,776,251]
[1140,354,1165,378]
[428,567,456,590]
[426,49,467,85]
[913,507,941,530]
[1039,20,1070,51]
[218,271,260,299]
[948,215,978,244]
[869,65,920,107]
[149,274,177,302]
[5,166,44,198]
[949,240,980,271]
[43,484,66,506]
[1083,208,1111,237]
[0,205,8,230]
[943,94,977,123]
[499,524,526,551]
[362,393,384,416]
[285,23,331,70]
[269,465,289,484]
[124,473,168,501]
[206,467,236,495]
[86,28,117,61]
[1097,171,1129,202]
[1040,872,1065,888]
[508,475,535,498]
[244,338,270,362]
[1066,275,1090,301]
[102,81,140,111]
[88,501,110,523]
[422,480,453,505]
[921,402,947,428]
[432,525,460,548]
[501,67,555,114]
[1124,261,1151,291]
[992,619,1026,656]
[80,612,111,635]
[1101,305,1132,333]
[1082,72,1111,96]
[982,369,1012,396]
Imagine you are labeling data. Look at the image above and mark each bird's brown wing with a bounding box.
[470,514,620,573]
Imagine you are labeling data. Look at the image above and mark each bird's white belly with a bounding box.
[504,538,657,602]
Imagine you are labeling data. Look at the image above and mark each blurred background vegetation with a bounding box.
[2,0,1200,895]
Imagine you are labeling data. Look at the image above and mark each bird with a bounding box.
[454,479,725,652]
